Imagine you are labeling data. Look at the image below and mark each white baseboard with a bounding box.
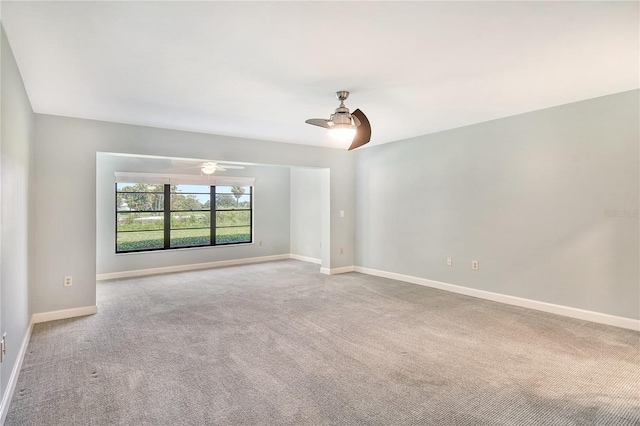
[0,318,33,425]
[354,266,640,332]
[0,305,98,423]
[289,254,321,264]
[31,305,98,324]
[96,254,291,280]
[320,265,355,275]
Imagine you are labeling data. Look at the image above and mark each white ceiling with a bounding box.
[3,1,638,148]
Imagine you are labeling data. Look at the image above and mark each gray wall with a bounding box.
[7,22,636,332]
[32,114,354,314]
[355,90,640,320]
[0,26,33,402]
[290,168,325,260]
[96,154,291,275]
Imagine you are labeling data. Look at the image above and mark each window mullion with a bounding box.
[164,184,171,249]
[115,183,118,254]
[211,185,216,246]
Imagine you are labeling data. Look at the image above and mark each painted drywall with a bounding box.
[290,168,325,260]
[32,114,354,314]
[0,25,32,403]
[355,90,640,320]
[96,154,291,274]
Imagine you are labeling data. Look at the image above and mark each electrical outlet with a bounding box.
[472,260,479,270]
[340,210,344,218]
[447,257,452,266]
[64,276,73,287]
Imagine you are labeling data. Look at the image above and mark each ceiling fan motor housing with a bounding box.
[330,110,353,126]
[332,90,353,126]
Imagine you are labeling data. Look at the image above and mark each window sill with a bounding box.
[115,242,255,256]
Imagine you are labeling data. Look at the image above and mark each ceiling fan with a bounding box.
[199,161,244,175]
[174,160,245,175]
[305,91,371,150]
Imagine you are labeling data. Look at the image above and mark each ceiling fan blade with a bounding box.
[218,165,245,170]
[348,109,371,151]
[305,118,332,129]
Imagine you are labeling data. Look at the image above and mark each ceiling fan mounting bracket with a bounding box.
[335,91,350,102]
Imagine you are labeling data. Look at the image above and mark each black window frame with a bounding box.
[116,183,253,253]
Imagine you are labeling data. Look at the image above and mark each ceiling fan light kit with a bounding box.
[329,125,357,142]
[305,91,372,150]
[192,161,245,175]
[201,162,218,174]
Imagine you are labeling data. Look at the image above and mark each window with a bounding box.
[215,186,252,244]
[116,183,253,253]
[171,184,211,248]
[116,183,165,252]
